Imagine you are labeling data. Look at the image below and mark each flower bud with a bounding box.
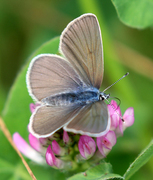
[63,130,70,144]
[108,100,121,131]
[45,145,64,169]
[29,133,46,154]
[78,135,96,159]
[52,140,66,156]
[97,131,116,157]
[39,137,47,146]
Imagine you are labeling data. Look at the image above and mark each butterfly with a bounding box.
[26,13,111,138]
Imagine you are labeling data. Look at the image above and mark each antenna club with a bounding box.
[121,118,125,122]
[125,72,129,76]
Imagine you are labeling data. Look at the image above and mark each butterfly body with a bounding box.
[41,88,100,106]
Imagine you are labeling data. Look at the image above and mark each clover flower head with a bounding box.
[13,101,134,170]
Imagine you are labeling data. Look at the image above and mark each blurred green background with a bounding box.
[0,0,153,179]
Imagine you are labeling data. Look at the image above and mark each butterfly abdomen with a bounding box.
[41,89,99,106]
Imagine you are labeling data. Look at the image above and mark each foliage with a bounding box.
[112,0,153,28]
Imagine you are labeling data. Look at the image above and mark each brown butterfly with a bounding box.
[26,13,111,138]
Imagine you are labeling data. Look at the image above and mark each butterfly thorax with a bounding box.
[41,88,104,106]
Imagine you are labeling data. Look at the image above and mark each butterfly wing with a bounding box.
[29,101,110,138]
[26,54,85,102]
[64,101,110,137]
[29,105,82,138]
[60,13,103,89]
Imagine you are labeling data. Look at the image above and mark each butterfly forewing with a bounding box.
[64,101,110,137]
[27,54,85,101]
[60,13,103,89]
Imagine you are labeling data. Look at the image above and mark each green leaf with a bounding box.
[68,162,123,180]
[123,139,153,180]
[0,158,31,180]
[29,164,66,180]
[111,0,153,28]
[0,158,15,180]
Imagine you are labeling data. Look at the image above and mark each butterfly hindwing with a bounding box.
[29,104,82,138]
[64,101,110,137]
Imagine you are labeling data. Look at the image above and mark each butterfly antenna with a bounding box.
[103,72,129,92]
[105,98,124,122]
[109,96,121,107]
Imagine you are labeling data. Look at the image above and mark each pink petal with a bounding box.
[45,145,56,166]
[30,103,40,113]
[97,131,116,157]
[63,130,69,144]
[28,134,46,154]
[105,131,116,147]
[101,137,112,150]
[119,120,124,135]
[108,100,121,130]
[123,107,134,127]
[13,133,45,164]
[97,137,107,157]
[30,103,36,113]
[119,107,134,134]
[39,138,47,145]
[110,114,119,130]
[52,140,61,155]
[108,100,121,115]
[29,133,41,152]
[46,145,63,168]
[78,135,96,159]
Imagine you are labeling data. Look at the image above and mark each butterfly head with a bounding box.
[99,92,110,101]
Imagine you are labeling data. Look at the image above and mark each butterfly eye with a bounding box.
[99,94,104,101]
